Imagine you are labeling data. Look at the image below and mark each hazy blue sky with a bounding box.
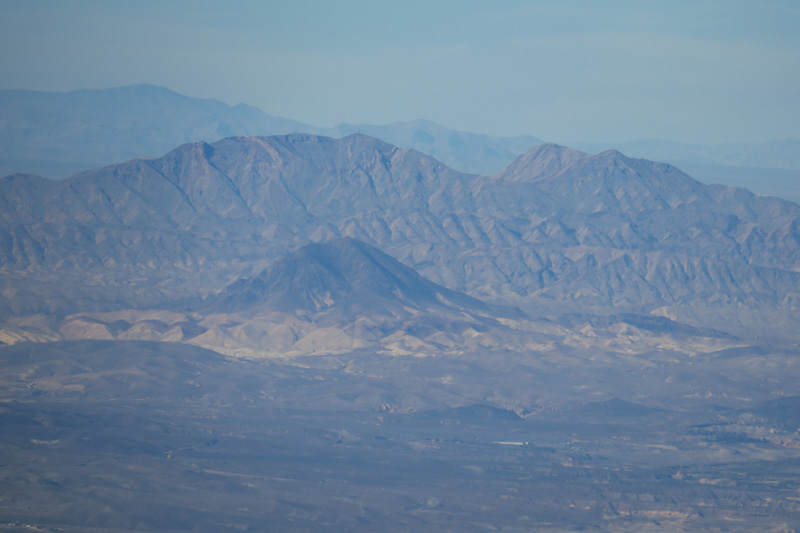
[1,0,798,144]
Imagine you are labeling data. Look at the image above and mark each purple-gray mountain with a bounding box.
[6,84,800,205]
[1,133,798,337]
[210,237,490,317]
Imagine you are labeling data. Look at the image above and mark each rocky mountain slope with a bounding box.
[0,133,798,339]
[575,138,800,205]
[0,235,747,362]
[209,237,490,316]
[185,238,514,357]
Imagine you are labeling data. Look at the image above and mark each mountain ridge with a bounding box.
[0,133,798,339]
[4,84,800,206]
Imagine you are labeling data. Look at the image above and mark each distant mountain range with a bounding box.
[3,84,798,205]
[575,138,800,171]
[1,133,798,347]
[0,84,310,177]
[5,86,800,532]
[317,119,542,176]
[0,84,541,178]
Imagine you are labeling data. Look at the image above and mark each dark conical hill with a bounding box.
[210,238,489,316]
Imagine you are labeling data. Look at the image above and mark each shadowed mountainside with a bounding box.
[210,237,490,316]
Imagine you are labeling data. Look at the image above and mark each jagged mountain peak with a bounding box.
[205,132,409,166]
[500,142,673,181]
[597,148,625,157]
[10,132,470,237]
[494,140,707,210]
[497,143,590,180]
[292,131,399,153]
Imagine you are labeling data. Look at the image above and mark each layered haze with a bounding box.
[2,132,800,530]
[2,1,799,529]
[3,84,798,205]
